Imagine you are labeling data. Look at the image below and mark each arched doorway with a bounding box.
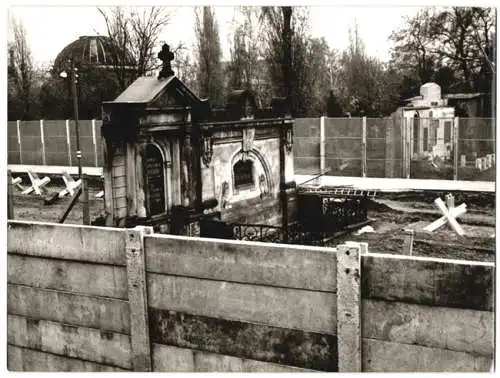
[144,143,167,217]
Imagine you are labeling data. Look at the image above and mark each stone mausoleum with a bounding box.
[398,82,456,159]
[100,44,296,236]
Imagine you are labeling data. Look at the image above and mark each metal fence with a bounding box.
[7,119,104,167]
[294,116,495,182]
[7,116,496,182]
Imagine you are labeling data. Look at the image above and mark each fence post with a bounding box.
[92,119,99,167]
[402,117,407,178]
[402,229,414,256]
[7,170,14,219]
[453,116,459,180]
[66,119,73,166]
[405,117,411,179]
[337,243,362,372]
[17,120,23,164]
[320,116,325,185]
[40,119,46,165]
[361,117,367,177]
[82,174,90,225]
[126,226,154,371]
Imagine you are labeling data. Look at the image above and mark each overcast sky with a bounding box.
[7,1,497,69]
[8,4,426,68]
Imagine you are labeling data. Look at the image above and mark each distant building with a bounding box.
[51,35,136,119]
[443,93,490,118]
[396,82,455,159]
[53,35,135,72]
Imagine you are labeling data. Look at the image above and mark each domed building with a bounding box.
[53,35,136,72]
[41,36,136,120]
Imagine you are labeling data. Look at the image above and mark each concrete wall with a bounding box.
[7,220,494,372]
[8,120,103,167]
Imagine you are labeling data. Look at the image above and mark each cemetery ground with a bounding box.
[10,176,495,263]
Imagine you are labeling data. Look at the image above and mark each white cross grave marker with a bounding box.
[58,171,82,198]
[426,197,466,236]
[9,173,24,191]
[22,170,51,195]
[424,203,467,232]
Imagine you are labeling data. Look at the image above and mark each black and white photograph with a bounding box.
[4,1,496,373]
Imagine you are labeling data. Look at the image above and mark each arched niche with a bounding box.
[223,148,273,204]
[144,142,167,217]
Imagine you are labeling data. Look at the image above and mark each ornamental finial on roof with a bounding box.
[158,43,174,79]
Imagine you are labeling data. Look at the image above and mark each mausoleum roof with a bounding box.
[107,75,202,106]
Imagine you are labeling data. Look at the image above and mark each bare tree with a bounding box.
[174,43,198,92]
[194,6,224,106]
[8,17,34,119]
[98,6,171,90]
[260,6,312,116]
[227,7,261,90]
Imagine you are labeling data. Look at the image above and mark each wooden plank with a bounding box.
[144,234,337,291]
[7,220,126,266]
[361,254,494,311]
[362,338,492,372]
[147,273,336,335]
[125,227,153,371]
[8,345,128,372]
[7,315,132,370]
[362,298,494,356]
[152,344,317,372]
[336,244,361,372]
[8,284,130,334]
[8,255,128,299]
[149,307,337,371]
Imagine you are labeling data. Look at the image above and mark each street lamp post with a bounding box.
[60,59,89,225]
[61,59,82,179]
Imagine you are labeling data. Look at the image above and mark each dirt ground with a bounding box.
[9,180,496,263]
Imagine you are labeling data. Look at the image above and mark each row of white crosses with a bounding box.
[424,194,466,236]
[10,170,103,199]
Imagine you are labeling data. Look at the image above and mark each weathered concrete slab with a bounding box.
[8,284,130,334]
[362,338,492,372]
[152,343,317,372]
[149,308,337,371]
[145,234,337,291]
[361,254,494,311]
[8,255,128,299]
[8,315,132,370]
[362,298,493,355]
[7,345,128,372]
[8,221,126,266]
[147,273,336,335]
